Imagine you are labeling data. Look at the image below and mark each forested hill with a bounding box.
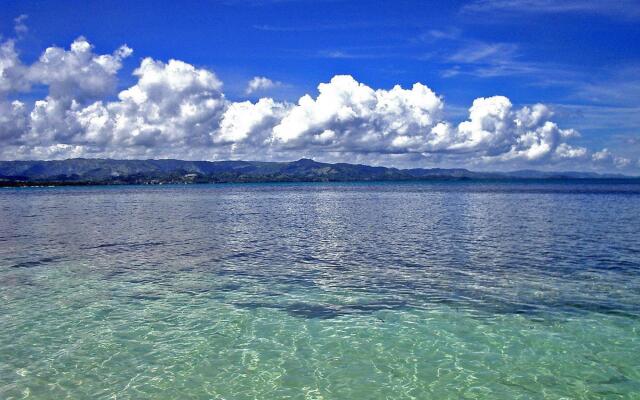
[0,158,632,186]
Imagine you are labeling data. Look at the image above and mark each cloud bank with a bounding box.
[0,35,634,171]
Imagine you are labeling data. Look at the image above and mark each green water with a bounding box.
[3,263,639,399]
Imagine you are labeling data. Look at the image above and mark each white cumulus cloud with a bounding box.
[219,98,290,144]
[245,76,281,94]
[452,98,584,162]
[272,75,444,154]
[27,37,132,101]
[0,40,29,95]
[592,148,631,168]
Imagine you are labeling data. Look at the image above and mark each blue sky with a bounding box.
[1,0,639,171]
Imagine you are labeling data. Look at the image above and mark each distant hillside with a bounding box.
[0,158,634,186]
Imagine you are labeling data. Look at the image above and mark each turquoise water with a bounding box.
[1,181,639,399]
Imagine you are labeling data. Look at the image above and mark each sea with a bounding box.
[1,180,639,399]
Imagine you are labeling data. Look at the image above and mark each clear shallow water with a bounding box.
[1,181,639,399]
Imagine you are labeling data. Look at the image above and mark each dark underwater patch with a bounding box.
[233,298,410,319]
[10,256,63,269]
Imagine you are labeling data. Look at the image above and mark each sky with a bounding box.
[1,0,639,172]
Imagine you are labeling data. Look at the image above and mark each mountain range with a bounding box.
[0,158,635,186]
